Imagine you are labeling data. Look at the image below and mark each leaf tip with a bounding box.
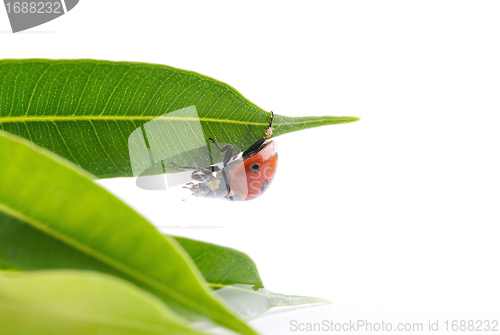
[345,116,361,123]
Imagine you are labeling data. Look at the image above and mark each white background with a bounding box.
[1,1,499,334]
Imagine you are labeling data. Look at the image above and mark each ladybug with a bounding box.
[170,112,278,201]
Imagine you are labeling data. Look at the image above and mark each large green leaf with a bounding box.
[0,270,209,335]
[0,130,257,335]
[0,59,359,178]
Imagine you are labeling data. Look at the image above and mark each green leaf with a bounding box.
[0,130,257,335]
[0,270,209,335]
[215,284,331,319]
[173,236,264,291]
[0,59,359,178]
[172,236,329,317]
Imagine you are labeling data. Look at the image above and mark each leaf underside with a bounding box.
[215,284,331,319]
[174,237,330,318]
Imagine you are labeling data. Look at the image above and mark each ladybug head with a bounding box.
[229,140,278,201]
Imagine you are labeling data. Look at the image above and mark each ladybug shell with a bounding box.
[230,141,278,201]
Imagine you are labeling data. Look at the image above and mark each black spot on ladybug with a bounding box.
[251,163,260,173]
[261,179,269,192]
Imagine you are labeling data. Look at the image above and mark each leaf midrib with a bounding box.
[0,202,222,322]
[0,115,268,125]
[0,115,356,125]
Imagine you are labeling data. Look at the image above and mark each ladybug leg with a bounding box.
[170,161,219,173]
[169,161,199,170]
[209,137,233,167]
[169,161,214,182]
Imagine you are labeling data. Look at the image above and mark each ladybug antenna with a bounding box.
[265,111,275,139]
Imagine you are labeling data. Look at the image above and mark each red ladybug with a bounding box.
[170,112,278,201]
